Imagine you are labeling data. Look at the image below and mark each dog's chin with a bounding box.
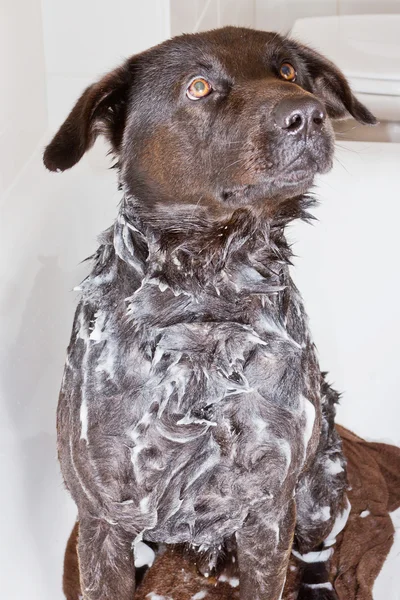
[220,167,323,206]
[269,152,334,193]
[270,168,316,194]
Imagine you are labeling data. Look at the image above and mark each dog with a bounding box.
[44,26,376,600]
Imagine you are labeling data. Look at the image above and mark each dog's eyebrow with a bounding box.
[196,61,214,71]
[263,35,294,63]
[190,60,228,79]
[186,58,232,85]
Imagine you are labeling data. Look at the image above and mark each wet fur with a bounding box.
[44,27,375,600]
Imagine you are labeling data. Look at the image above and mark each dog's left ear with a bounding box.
[290,40,377,125]
[43,62,132,172]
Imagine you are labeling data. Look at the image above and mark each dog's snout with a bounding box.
[274,97,326,134]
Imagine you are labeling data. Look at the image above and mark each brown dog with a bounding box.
[44,27,375,600]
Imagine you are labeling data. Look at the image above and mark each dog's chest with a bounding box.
[94,281,318,544]
[62,223,320,546]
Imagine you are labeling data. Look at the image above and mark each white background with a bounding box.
[1,1,399,599]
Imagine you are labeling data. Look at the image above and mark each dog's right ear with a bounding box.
[43,62,132,172]
[289,40,377,126]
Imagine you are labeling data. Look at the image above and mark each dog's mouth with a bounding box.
[221,146,333,204]
[274,147,333,182]
[272,135,335,177]
[219,124,337,204]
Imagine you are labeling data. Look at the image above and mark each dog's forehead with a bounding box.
[153,27,288,79]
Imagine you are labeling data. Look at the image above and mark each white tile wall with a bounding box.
[195,0,221,32]
[255,0,337,33]
[1,141,119,600]
[170,0,255,36]
[219,0,255,27]
[0,0,47,194]
[41,0,170,128]
[170,0,205,35]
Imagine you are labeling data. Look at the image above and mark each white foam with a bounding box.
[259,315,300,348]
[95,342,117,380]
[172,256,182,267]
[253,416,267,435]
[301,395,316,451]
[218,574,239,587]
[278,438,292,472]
[140,496,150,514]
[89,311,105,341]
[324,497,351,547]
[312,506,331,522]
[191,591,208,600]
[177,413,216,427]
[304,582,333,590]
[134,541,156,568]
[292,547,334,563]
[80,399,88,442]
[77,310,89,341]
[325,457,344,475]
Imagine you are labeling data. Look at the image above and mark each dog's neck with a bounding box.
[115,193,315,299]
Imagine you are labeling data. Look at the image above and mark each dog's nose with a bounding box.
[274,97,326,134]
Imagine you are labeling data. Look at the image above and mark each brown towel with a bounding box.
[63,426,400,600]
[329,425,400,600]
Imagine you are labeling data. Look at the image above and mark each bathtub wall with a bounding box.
[255,0,400,32]
[291,143,400,447]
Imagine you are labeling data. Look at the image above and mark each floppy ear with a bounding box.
[43,62,132,172]
[290,40,377,125]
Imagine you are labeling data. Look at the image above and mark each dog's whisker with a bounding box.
[334,124,358,135]
[333,154,351,175]
[216,159,244,177]
[189,194,205,219]
[334,142,361,157]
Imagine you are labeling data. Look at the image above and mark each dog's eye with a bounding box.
[280,62,297,82]
[187,77,212,100]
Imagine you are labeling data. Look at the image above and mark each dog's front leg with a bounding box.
[236,498,296,600]
[292,381,348,599]
[78,515,136,600]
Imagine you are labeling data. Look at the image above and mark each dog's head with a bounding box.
[44,27,376,220]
